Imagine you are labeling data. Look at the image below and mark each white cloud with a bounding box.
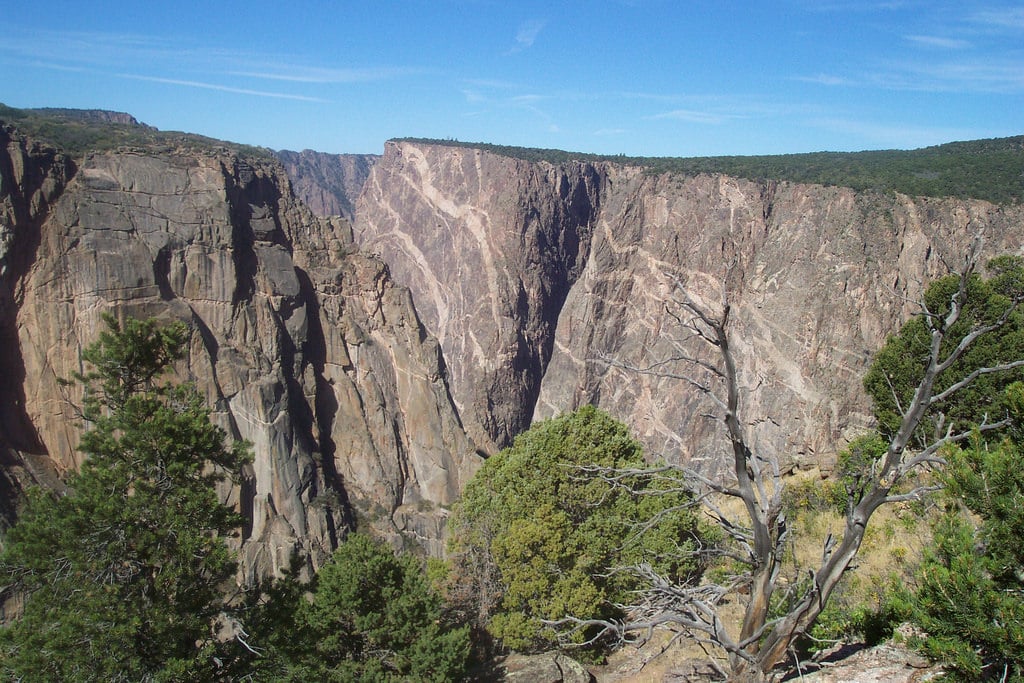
[116,73,326,102]
[647,109,742,124]
[792,73,854,86]
[807,117,988,148]
[505,19,546,54]
[516,20,546,48]
[883,58,1024,94]
[794,57,1024,95]
[971,7,1024,30]
[904,34,972,49]
[1,27,415,96]
[226,65,418,84]
[461,78,521,90]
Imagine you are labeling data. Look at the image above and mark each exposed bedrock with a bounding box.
[3,120,1022,580]
[355,141,1023,474]
[274,149,378,221]
[0,128,479,580]
[356,141,603,452]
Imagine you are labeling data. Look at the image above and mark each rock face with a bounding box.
[274,149,378,221]
[356,141,603,452]
[356,140,1024,473]
[27,108,151,128]
[0,123,479,579]
[4,117,1023,582]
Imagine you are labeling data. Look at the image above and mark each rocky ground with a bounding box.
[501,635,945,682]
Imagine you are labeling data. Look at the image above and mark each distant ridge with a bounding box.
[26,108,151,128]
[2,104,1019,204]
[396,135,1024,205]
[0,103,273,160]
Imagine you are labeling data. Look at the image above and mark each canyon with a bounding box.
[1,111,1021,580]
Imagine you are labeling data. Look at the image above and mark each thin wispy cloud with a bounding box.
[510,94,545,104]
[516,20,546,48]
[2,26,415,98]
[971,7,1024,30]
[639,93,814,126]
[874,58,1024,94]
[808,117,985,148]
[462,78,522,90]
[1,28,183,67]
[227,66,418,84]
[24,60,89,74]
[799,1,925,13]
[932,60,1023,92]
[647,109,743,125]
[795,56,1024,95]
[116,73,326,102]
[793,73,855,86]
[506,19,546,54]
[461,89,488,104]
[905,34,971,49]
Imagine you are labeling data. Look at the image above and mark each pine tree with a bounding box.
[259,533,471,682]
[0,315,250,681]
[911,417,1024,682]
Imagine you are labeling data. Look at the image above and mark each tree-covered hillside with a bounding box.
[0,103,274,161]
[396,135,1024,205]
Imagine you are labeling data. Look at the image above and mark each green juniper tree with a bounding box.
[864,254,1024,448]
[0,315,250,681]
[448,405,709,656]
[257,533,471,682]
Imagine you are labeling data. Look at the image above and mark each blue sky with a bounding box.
[3,1,1022,156]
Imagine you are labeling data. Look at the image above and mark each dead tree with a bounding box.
[554,246,1024,682]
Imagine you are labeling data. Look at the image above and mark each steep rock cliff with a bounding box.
[356,141,602,451]
[0,123,479,578]
[0,125,71,525]
[355,141,1023,473]
[275,149,378,221]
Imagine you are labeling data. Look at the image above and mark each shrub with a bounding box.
[910,429,1024,681]
[447,406,711,656]
[266,533,471,682]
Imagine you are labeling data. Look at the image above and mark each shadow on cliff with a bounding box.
[296,266,353,546]
[484,166,602,447]
[0,129,72,458]
[0,130,74,524]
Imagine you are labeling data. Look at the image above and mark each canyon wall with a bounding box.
[3,117,1022,581]
[356,142,603,452]
[0,124,479,580]
[356,140,1023,475]
[274,149,378,221]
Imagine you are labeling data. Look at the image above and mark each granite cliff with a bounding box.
[356,140,1023,474]
[2,111,1022,582]
[0,120,479,581]
[274,149,378,221]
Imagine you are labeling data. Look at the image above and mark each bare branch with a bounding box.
[930,359,1024,405]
